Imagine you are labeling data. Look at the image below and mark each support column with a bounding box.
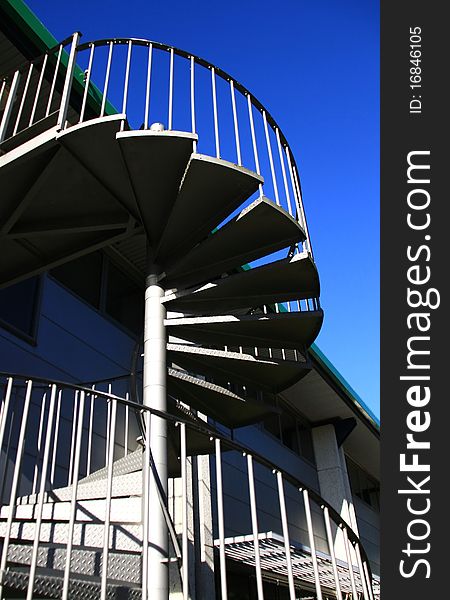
[144,280,168,600]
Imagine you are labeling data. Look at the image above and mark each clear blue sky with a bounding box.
[25,0,380,417]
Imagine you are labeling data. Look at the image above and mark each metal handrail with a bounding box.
[0,371,375,598]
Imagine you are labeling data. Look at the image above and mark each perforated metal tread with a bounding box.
[167,343,309,392]
[6,543,141,583]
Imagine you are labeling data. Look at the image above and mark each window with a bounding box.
[346,457,380,511]
[50,251,144,337]
[0,276,41,342]
[262,403,315,464]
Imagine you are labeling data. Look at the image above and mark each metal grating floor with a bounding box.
[215,531,380,599]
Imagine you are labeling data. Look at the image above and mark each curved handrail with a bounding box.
[0,370,374,589]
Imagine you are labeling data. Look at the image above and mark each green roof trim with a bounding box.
[309,343,380,431]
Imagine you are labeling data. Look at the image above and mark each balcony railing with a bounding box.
[0,373,377,600]
[0,33,314,263]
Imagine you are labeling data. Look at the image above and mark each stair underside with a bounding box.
[163,251,319,314]
[166,310,324,351]
[168,343,309,392]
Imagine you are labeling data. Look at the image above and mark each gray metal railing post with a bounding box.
[100,398,118,600]
[275,128,292,216]
[211,67,220,158]
[247,453,264,600]
[62,391,86,600]
[168,48,174,130]
[302,488,323,600]
[50,389,62,485]
[46,44,63,117]
[276,471,296,600]
[0,380,33,600]
[26,385,57,600]
[342,526,359,600]
[121,40,133,130]
[144,43,153,129]
[57,31,81,130]
[29,53,48,126]
[215,438,228,600]
[32,391,48,495]
[101,41,114,118]
[180,422,188,600]
[0,70,20,143]
[323,505,343,600]
[13,63,33,135]
[0,378,13,459]
[262,110,280,206]
[190,56,197,152]
[355,542,370,600]
[79,43,95,123]
[230,79,242,166]
[363,560,375,600]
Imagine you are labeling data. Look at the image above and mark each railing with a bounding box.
[0,32,315,265]
[0,373,376,600]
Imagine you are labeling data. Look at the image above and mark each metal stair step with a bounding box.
[162,196,305,289]
[1,496,142,523]
[117,129,197,245]
[57,114,139,219]
[0,521,142,552]
[163,250,319,314]
[167,367,276,428]
[5,542,141,583]
[16,471,141,505]
[78,448,143,485]
[165,310,324,352]
[167,343,309,392]
[1,566,142,600]
[155,154,263,266]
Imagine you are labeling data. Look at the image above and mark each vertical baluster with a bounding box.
[100,398,118,600]
[121,40,133,129]
[50,389,62,485]
[0,378,13,458]
[275,128,292,215]
[180,423,188,600]
[142,409,151,600]
[79,43,95,123]
[285,146,303,227]
[58,31,81,130]
[106,385,112,465]
[211,67,220,158]
[247,94,263,196]
[144,43,153,129]
[302,488,323,600]
[62,391,85,600]
[0,79,6,107]
[190,56,197,152]
[86,390,95,475]
[13,63,33,135]
[168,48,174,130]
[363,560,375,600]
[215,438,228,600]
[247,454,264,600]
[230,80,242,166]
[101,41,114,117]
[26,385,57,600]
[262,111,280,205]
[342,527,359,600]
[354,542,371,600]
[292,163,313,257]
[29,53,48,125]
[322,506,343,600]
[46,44,63,116]
[0,70,20,143]
[32,391,48,495]
[68,390,79,485]
[124,394,129,456]
[0,380,33,598]
[276,471,296,600]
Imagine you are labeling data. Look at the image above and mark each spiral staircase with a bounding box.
[0,32,377,600]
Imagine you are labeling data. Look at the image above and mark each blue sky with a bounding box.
[25,0,380,417]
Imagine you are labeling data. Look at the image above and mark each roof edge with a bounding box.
[309,343,380,435]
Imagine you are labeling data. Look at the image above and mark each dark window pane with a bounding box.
[0,276,40,337]
[105,262,144,335]
[51,252,102,308]
[346,457,380,511]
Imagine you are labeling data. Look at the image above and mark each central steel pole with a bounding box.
[143,274,169,600]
